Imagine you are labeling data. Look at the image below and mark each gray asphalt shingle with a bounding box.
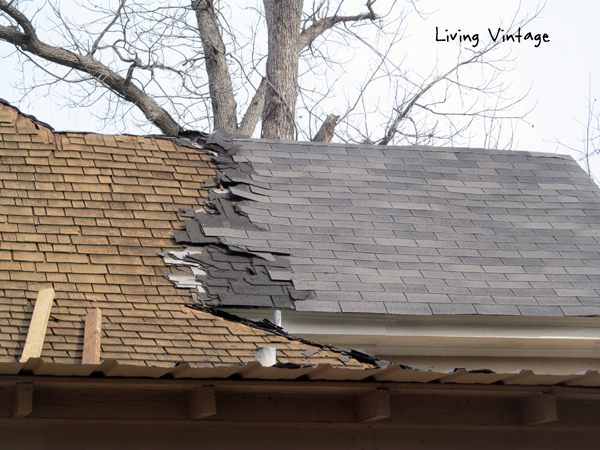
[172,137,600,317]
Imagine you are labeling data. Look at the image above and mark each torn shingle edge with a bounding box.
[161,130,313,310]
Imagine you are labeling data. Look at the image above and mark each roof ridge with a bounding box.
[231,136,574,161]
[0,98,55,131]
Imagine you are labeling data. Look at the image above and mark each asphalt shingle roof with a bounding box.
[173,137,600,317]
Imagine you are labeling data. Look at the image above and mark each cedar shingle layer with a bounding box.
[0,102,365,369]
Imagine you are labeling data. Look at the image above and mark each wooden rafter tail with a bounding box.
[189,386,216,420]
[357,388,390,422]
[12,383,33,418]
[517,394,558,426]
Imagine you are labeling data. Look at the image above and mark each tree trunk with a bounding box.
[192,0,238,132]
[239,9,375,138]
[261,0,303,140]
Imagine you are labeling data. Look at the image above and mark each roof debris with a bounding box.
[302,347,320,357]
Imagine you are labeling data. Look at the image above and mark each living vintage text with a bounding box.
[436,27,550,48]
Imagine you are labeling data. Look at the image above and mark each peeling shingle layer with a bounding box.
[166,133,314,310]
[174,137,600,317]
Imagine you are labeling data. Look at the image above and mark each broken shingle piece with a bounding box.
[268,269,293,281]
[229,185,269,203]
[302,347,320,357]
[202,227,249,239]
[271,296,295,309]
[185,220,207,244]
[218,293,274,308]
[173,230,190,243]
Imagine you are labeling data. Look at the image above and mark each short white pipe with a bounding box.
[255,347,277,367]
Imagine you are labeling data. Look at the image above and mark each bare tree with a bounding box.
[554,76,600,183]
[0,0,541,146]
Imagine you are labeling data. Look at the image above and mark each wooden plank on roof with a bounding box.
[517,394,557,426]
[82,308,102,365]
[20,288,54,362]
[189,386,216,420]
[357,388,390,423]
[12,383,33,418]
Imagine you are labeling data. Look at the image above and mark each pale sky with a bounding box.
[1,0,598,176]
[410,0,600,164]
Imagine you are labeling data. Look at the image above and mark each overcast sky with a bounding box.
[1,0,598,175]
[412,0,600,165]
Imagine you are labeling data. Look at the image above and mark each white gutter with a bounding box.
[227,309,600,359]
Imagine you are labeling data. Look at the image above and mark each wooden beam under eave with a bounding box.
[12,383,33,418]
[82,308,102,365]
[20,288,55,362]
[189,387,216,420]
[517,394,558,426]
[357,388,390,423]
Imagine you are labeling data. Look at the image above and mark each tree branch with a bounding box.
[239,77,267,136]
[0,0,37,36]
[298,10,376,52]
[0,0,181,136]
[378,48,505,146]
[88,0,126,57]
[377,5,542,146]
[312,113,339,142]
